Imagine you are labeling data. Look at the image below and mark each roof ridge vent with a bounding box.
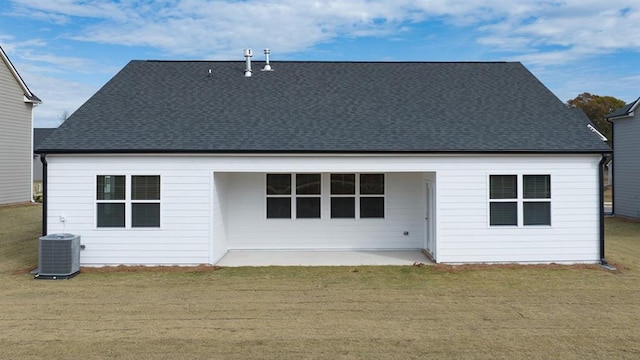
[244,49,253,77]
[261,48,273,71]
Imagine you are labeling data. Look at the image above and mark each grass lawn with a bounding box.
[1,204,639,359]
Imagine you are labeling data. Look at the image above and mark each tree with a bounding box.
[58,110,70,126]
[566,93,626,144]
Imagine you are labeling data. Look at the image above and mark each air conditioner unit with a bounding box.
[36,233,81,279]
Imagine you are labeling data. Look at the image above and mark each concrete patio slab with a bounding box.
[215,250,432,267]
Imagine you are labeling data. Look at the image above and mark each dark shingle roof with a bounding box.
[37,61,610,153]
[33,128,57,151]
[605,97,639,119]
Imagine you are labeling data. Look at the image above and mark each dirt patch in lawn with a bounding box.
[13,264,225,275]
[431,262,603,273]
[80,264,224,273]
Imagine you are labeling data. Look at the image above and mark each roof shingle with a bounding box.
[37,61,610,153]
[605,97,639,119]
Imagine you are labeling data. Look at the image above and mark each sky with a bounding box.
[1,0,639,128]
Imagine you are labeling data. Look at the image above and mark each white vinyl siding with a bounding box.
[44,154,602,265]
[0,57,33,204]
[211,173,230,263]
[46,157,211,265]
[437,157,598,263]
[488,174,552,227]
[228,172,417,250]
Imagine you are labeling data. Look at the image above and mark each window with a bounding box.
[265,173,384,219]
[96,175,161,228]
[523,175,551,225]
[266,174,321,219]
[330,173,385,219]
[266,174,291,218]
[131,176,161,227]
[296,174,321,218]
[360,174,384,218]
[330,174,355,218]
[489,175,517,226]
[489,174,551,227]
[97,175,125,227]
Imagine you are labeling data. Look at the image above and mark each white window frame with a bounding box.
[265,173,292,219]
[95,174,162,229]
[522,174,552,226]
[358,173,386,219]
[265,173,322,219]
[294,173,322,219]
[488,174,551,227]
[330,173,385,219]
[130,175,162,228]
[329,173,357,219]
[264,173,386,220]
[96,175,126,228]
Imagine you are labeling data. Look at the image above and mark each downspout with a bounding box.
[30,126,34,203]
[607,119,616,215]
[599,154,608,266]
[607,118,614,215]
[40,153,47,236]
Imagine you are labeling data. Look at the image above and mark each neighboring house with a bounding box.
[0,45,41,205]
[606,97,640,219]
[36,56,611,266]
[33,128,57,196]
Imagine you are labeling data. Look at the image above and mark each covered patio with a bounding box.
[212,170,437,265]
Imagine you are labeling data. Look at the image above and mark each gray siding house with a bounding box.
[606,97,640,219]
[0,45,41,205]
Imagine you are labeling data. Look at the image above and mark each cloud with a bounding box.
[4,0,639,125]
[8,0,639,64]
[10,57,111,127]
[476,1,640,64]
[29,74,95,128]
[69,0,415,57]
[19,52,96,73]
[1,30,116,128]
[8,0,130,23]
[1,33,113,79]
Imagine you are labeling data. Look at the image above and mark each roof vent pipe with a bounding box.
[244,49,253,77]
[262,48,273,71]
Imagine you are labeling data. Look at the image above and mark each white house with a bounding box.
[0,45,41,204]
[606,97,640,219]
[36,55,611,266]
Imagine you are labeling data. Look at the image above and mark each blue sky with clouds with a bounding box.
[1,0,638,128]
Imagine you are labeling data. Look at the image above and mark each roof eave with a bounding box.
[630,97,640,113]
[35,149,613,155]
[606,97,640,120]
[606,112,634,121]
[1,46,41,104]
[24,94,42,104]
